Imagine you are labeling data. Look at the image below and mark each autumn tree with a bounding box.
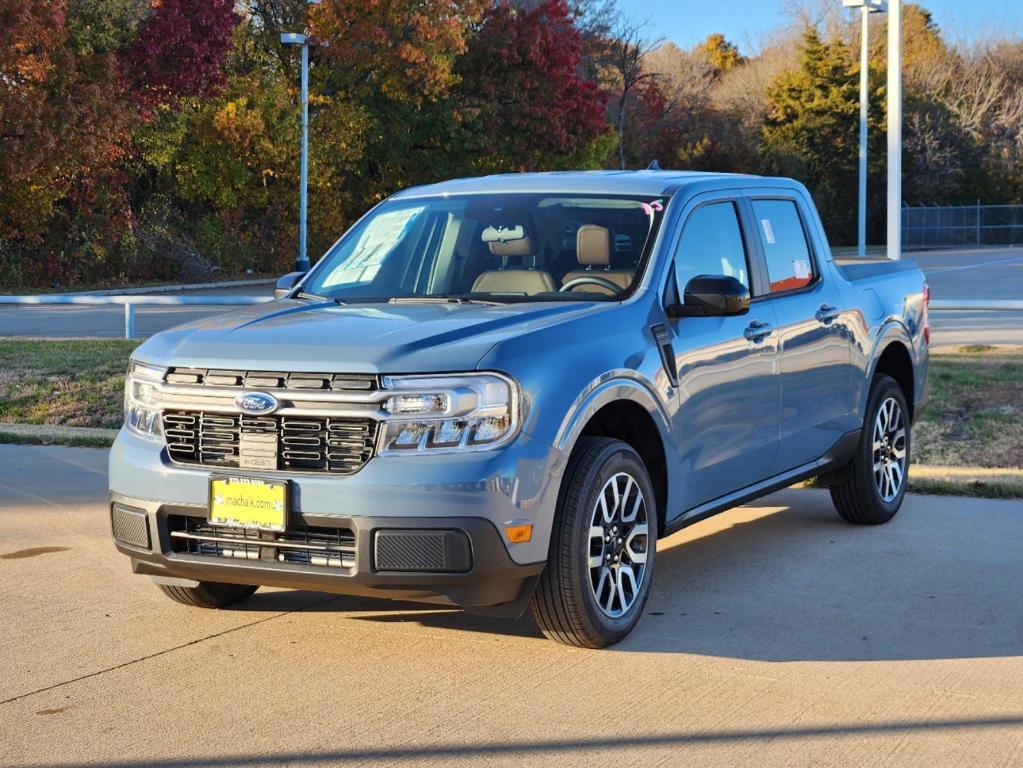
[703,34,744,74]
[128,0,238,108]
[454,0,610,173]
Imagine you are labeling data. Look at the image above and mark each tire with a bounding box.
[531,437,658,648]
[830,374,911,525]
[156,581,258,609]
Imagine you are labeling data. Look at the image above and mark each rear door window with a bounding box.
[752,199,815,293]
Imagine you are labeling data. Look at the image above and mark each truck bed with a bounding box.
[834,257,921,282]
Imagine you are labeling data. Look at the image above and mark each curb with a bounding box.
[0,423,118,448]
[43,277,274,297]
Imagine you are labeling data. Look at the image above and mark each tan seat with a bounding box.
[562,225,634,296]
[471,237,557,296]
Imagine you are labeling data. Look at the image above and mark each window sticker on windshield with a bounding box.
[793,259,810,279]
[323,207,425,287]
[760,218,776,245]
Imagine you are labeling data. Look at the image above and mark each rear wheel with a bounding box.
[830,374,910,525]
[156,581,258,609]
[531,437,657,648]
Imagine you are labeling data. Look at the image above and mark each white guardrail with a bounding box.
[0,295,1020,340]
[0,294,273,339]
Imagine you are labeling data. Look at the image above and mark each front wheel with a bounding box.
[156,580,258,609]
[830,374,910,525]
[531,437,657,648]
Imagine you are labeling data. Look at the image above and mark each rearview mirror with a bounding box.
[667,274,750,318]
[481,225,525,243]
[274,271,306,299]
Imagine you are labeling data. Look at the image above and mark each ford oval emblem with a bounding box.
[235,391,279,415]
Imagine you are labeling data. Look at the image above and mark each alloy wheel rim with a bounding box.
[587,472,649,618]
[873,396,907,503]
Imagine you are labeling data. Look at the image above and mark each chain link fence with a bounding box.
[902,204,1023,250]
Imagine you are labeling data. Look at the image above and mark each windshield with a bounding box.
[300,193,668,303]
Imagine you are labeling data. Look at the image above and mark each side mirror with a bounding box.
[274,271,306,299]
[667,274,750,318]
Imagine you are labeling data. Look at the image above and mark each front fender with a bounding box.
[551,369,673,459]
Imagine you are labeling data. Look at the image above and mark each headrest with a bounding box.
[489,237,532,258]
[576,225,610,267]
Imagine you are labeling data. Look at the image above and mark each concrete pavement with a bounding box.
[1,443,1021,767]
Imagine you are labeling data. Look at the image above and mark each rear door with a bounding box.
[745,195,853,470]
[666,196,780,512]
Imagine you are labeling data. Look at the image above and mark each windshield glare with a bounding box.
[301,193,667,303]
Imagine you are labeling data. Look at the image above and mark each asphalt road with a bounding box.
[0,247,1020,344]
[1,444,1021,767]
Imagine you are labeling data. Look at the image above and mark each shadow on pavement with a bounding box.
[28,716,1023,768]
[231,491,1023,662]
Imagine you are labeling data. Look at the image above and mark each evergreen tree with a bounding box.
[762,28,861,243]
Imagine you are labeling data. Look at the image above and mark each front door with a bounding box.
[668,200,781,513]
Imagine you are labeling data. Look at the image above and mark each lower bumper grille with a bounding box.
[167,515,356,569]
[162,411,377,474]
[111,504,151,549]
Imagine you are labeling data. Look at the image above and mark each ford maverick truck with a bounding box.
[110,171,929,647]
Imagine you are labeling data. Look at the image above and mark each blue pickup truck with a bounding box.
[110,171,929,647]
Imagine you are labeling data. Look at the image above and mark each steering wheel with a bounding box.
[559,275,623,294]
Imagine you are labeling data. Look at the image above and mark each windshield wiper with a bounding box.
[388,294,503,306]
[295,290,346,305]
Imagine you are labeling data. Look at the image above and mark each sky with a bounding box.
[624,0,1023,52]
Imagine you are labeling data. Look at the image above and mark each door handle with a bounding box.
[743,320,773,342]
[815,304,840,323]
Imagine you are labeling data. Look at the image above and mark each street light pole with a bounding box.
[281,32,311,273]
[844,0,886,258]
[886,0,902,261]
[857,7,870,257]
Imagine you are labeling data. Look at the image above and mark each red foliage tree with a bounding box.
[128,0,238,107]
[456,0,608,170]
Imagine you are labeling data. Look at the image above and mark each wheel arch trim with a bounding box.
[552,370,672,458]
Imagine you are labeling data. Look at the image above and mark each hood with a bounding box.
[133,299,602,374]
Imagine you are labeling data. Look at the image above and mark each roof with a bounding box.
[391,170,765,199]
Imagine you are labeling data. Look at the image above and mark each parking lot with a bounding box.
[1,443,1020,767]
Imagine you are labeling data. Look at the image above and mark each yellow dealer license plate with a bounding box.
[209,476,288,532]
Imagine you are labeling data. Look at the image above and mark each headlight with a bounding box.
[124,361,166,440]
[379,373,519,453]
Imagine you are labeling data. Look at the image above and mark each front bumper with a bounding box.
[111,492,544,612]
[108,427,563,612]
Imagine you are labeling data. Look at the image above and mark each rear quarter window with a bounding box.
[752,199,815,293]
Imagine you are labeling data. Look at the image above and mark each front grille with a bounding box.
[162,411,377,474]
[167,515,356,569]
[165,367,377,392]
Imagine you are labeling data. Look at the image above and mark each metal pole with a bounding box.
[124,302,135,340]
[886,0,902,261]
[297,40,310,273]
[976,199,981,246]
[858,6,870,258]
